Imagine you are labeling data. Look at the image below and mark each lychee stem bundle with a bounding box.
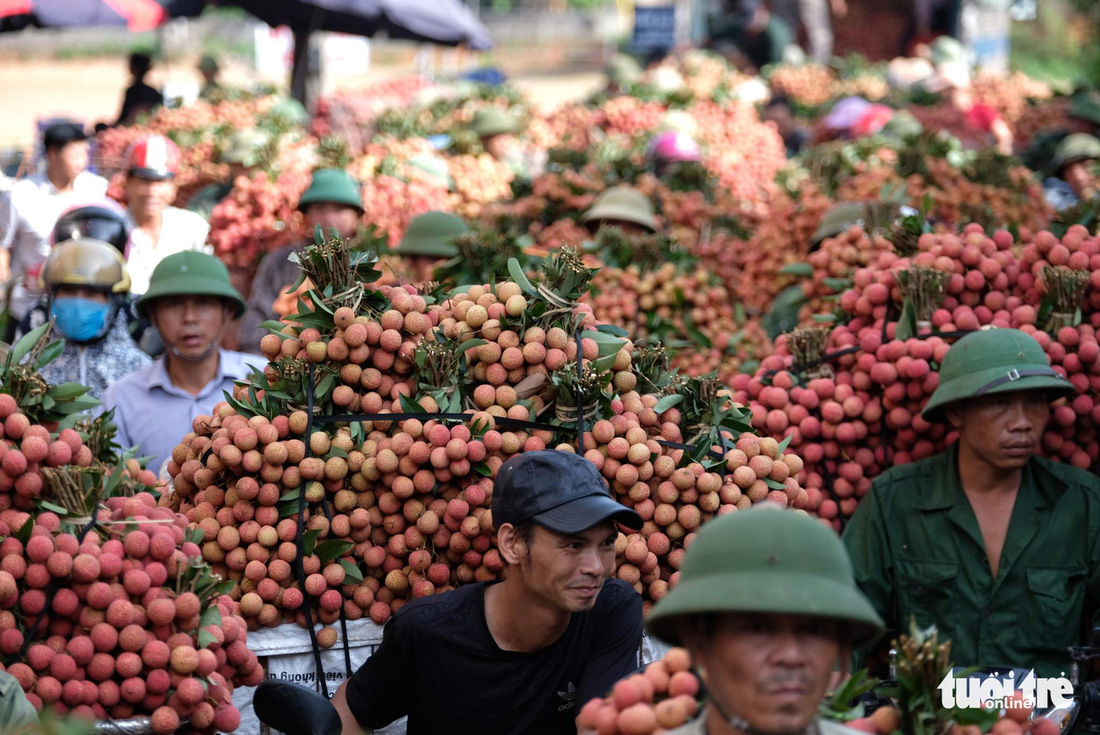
[899,265,951,326]
[788,326,832,377]
[1042,265,1090,332]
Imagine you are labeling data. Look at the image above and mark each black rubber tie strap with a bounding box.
[317,496,353,678]
[297,363,329,699]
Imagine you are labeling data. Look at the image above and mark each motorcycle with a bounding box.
[852,630,1100,735]
[1030,628,1100,735]
[253,679,344,735]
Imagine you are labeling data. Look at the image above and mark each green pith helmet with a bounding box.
[297,169,364,214]
[881,109,923,140]
[1069,93,1100,127]
[218,128,270,166]
[471,108,519,139]
[929,35,966,67]
[581,185,659,232]
[136,251,246,318]
[921,328,1073,422]
[811,202,868,246]
[392,212,470,258]
[198,55,220,74]
[1051,133,1100,173]
[646,506,885,647]
[606,53,642,87]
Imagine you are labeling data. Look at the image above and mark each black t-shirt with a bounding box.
[345,579,643,734]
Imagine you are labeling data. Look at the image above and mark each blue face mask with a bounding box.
[50,297,110,343]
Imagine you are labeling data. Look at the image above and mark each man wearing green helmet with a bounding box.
[605,54,642,96]
[103,251,259,478]
[1043,133,1100,210]
[197,55,222,101]
[391,211,470,284]
[844,328,1100,679]
[581,185,660,237]
[471,108,520,160]
[470,108,545,179]
[647,504,883,735]
[238,168,363,353]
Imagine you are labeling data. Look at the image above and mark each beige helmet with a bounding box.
[40,237,131,294]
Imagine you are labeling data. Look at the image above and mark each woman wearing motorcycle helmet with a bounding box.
[20,236,150,400]
[18,200,142,334]
[18,200,133,328]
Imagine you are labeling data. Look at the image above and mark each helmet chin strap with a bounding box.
[170,341,219,362]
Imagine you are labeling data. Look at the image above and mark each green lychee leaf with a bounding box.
[653,394,684,414]
[302,528,322,557]
[315,539,354,565]
[339,559,364,584]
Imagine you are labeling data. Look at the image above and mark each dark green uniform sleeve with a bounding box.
[842,486,894,667]
[1088,492,1100,632]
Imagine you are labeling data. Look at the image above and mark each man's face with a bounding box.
[763,105,793,134]
[484,133,519,161]
[305,202,360,241]
[687,614,844,735]
[515,521,617,613]
[597,219,650,237]
[946,390,1050,471]
[1063,159,1097,199]
[47,142,89,183]
[407,254,439,284]
[150,295,230,359]
[126,175,176,221]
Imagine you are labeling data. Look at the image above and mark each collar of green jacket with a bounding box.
[913,444,1068,511]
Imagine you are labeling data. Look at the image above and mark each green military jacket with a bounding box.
[842,445,1100,678]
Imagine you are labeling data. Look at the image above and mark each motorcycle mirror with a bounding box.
[1089,627,1100,649]
[253,680,343,735]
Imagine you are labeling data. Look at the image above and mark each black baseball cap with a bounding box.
[492,450,642,534]
[43,123,88,152]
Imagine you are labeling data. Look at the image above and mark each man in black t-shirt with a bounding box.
[333,450,645,734]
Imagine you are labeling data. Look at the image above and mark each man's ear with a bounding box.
[496,524,526,566]
[837,641,852,677]
[944,402,963,430]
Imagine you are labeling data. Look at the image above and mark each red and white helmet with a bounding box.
[125,135,180,181]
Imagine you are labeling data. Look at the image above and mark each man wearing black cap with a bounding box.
[0,122,108,330]
[333,450,645,735]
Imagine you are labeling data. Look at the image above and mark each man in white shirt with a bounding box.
[122,134,212,295]
[103,251,260,477]
[0,123,108,322]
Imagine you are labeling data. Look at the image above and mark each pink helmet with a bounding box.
[647,131,702,165]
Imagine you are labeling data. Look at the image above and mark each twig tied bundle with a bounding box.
[1043,265,1090,332]
[900,265,951,327]
[788,326,833,379]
